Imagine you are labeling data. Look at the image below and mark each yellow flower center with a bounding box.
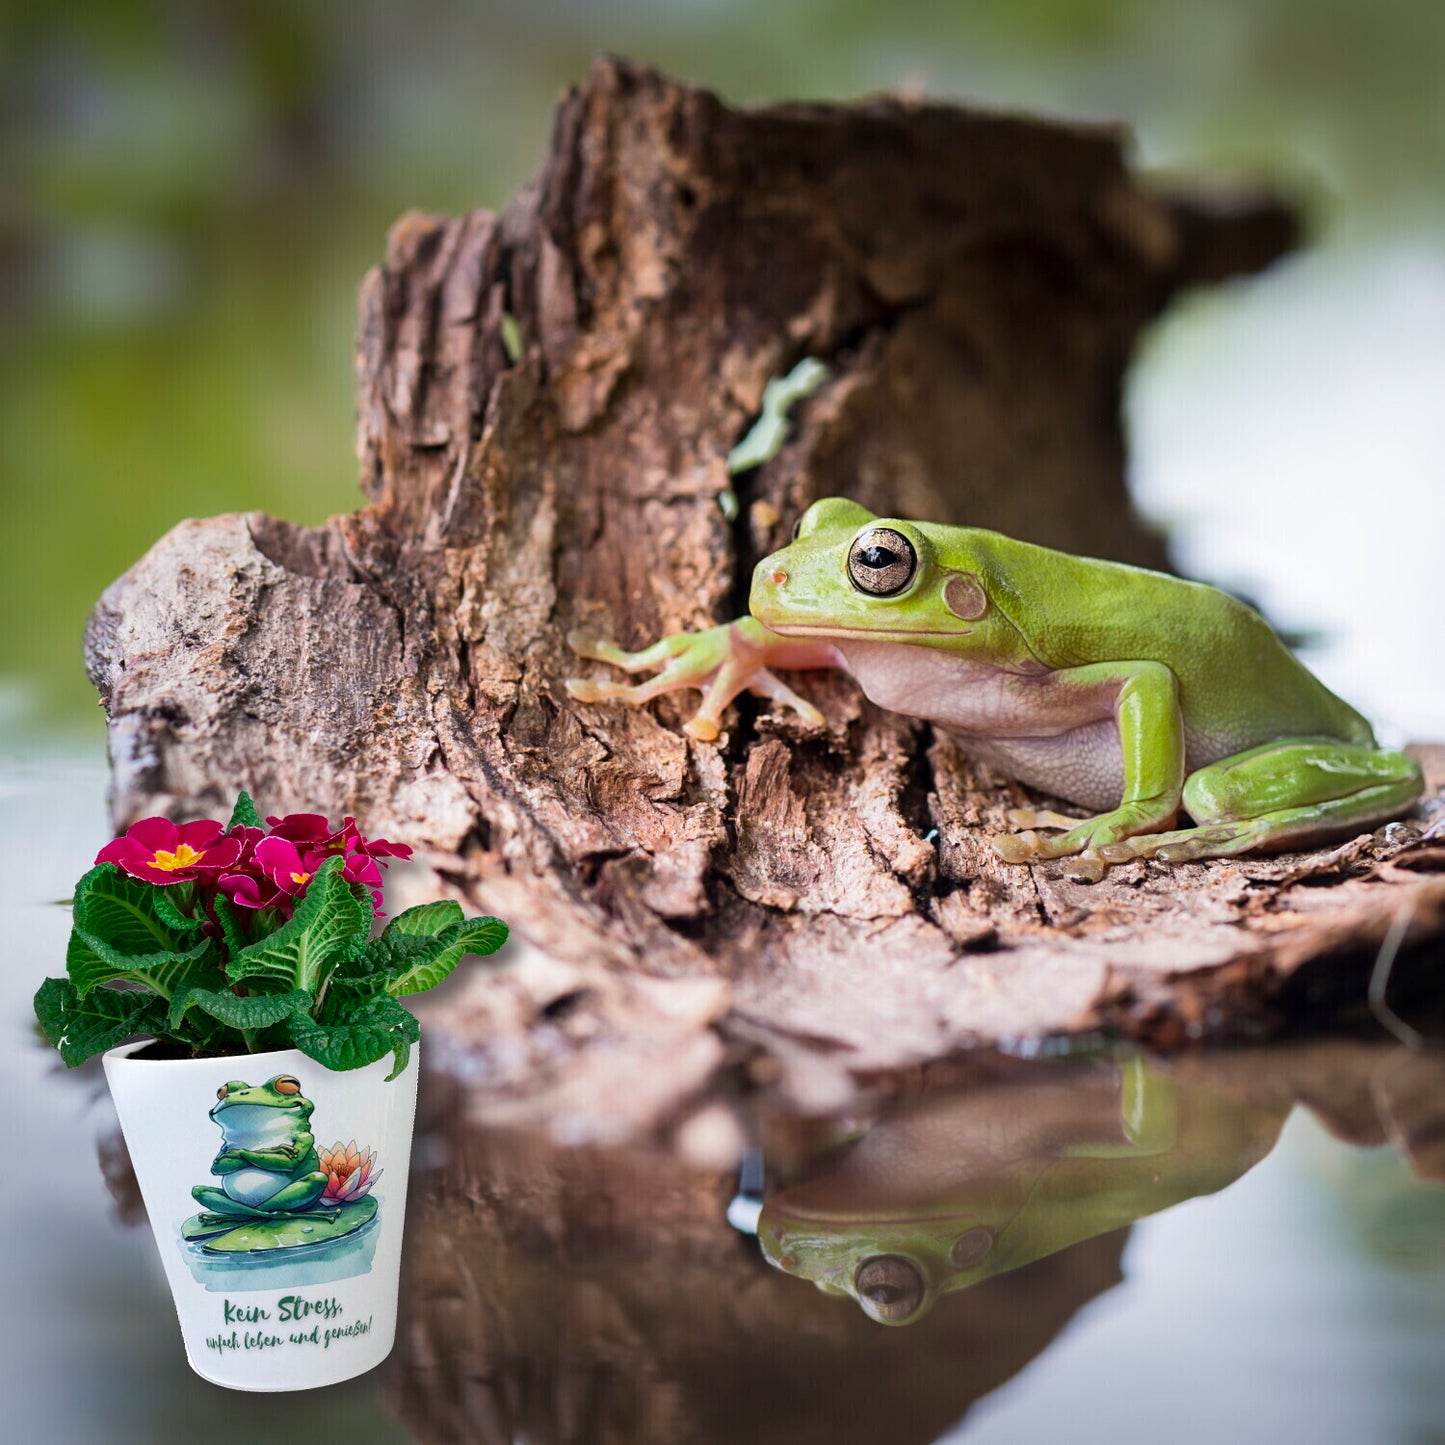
[150,843,204,871]
[290,871,311,886]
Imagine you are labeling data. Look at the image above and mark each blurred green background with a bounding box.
[4,0,1443,743]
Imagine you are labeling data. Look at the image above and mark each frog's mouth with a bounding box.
[210,1098,304,1120]
[767,622,974,642]
[767,1205,989,1228]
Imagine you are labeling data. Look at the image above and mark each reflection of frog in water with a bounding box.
[758,1058,1287,1326]
[191,1075,334,1221]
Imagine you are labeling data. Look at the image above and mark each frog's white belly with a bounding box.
[836,640,1127,811]
[224,1166,289,1206]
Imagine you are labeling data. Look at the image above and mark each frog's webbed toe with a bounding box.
[1060,852,1108,884]
[566,630,688,673]
[744,670,827,729]
[1005,807,1084,832]
[992,829,1042,864]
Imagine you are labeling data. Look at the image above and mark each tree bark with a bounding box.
[86,58,1445,1137]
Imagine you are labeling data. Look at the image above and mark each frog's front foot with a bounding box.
[566,620,826,742]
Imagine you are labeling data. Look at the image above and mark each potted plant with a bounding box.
[34,793,508,1392]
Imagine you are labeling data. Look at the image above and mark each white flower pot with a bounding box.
[103,1039,419,1392]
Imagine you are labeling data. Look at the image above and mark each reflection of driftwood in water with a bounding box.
[758,1056,1286,1323]
[380,1086,1127,1445]
[86,1039,1445,1441]
[84,56,1445,1136]
[376,1039,1445,1444]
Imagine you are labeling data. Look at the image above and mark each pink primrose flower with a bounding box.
[265,812,347,847]
[217,834,321,913]
[252,835,328,899]
[215,869,281,911]
[206,810,414,919]
[265,812,412,914]
[95,817,242,885]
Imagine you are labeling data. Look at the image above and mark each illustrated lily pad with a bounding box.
[185,1197,378,1254]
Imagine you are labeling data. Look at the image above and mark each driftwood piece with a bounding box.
[86,59,1445,1136]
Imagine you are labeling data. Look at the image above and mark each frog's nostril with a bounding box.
[770,569,788,585]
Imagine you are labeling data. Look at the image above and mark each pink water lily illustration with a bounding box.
[319,1140,382,1203]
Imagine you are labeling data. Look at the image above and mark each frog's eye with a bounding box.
[847,528,916,597]
[854,1254,926,1324]
[274,1076,302,1095]
[216,1085,228,1101]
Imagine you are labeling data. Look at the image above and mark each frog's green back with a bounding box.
[946,527,1375,754]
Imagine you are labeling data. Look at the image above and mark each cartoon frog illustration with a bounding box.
[191,1074,335,1221]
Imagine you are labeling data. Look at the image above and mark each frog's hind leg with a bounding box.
[1096,739,1423,866]
[265,1170,335,1215]
[191,1185,255,1217]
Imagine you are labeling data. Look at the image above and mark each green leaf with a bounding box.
[227,791,264,830]
[226,857,369,994]
[450,915,509,956]
[211,894,250,959]
[152,886,201,937]
[726,356,829,474]
[386,915,509,996]
[67,927,219,1000]
[324,933,429,1007]
[338,912,509,999]
[71,864,194,958]
[385,900,464,939]
[168,986,312,1033]
[34,977,163,1067]
[287,993,420,1079]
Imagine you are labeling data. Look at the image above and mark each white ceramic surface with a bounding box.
[103,1040,419,1391]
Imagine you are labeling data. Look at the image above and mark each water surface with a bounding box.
[6,751,1444,1442]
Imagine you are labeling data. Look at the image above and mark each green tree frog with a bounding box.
[568,498,1422,881]
[191,1074,333,1220]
